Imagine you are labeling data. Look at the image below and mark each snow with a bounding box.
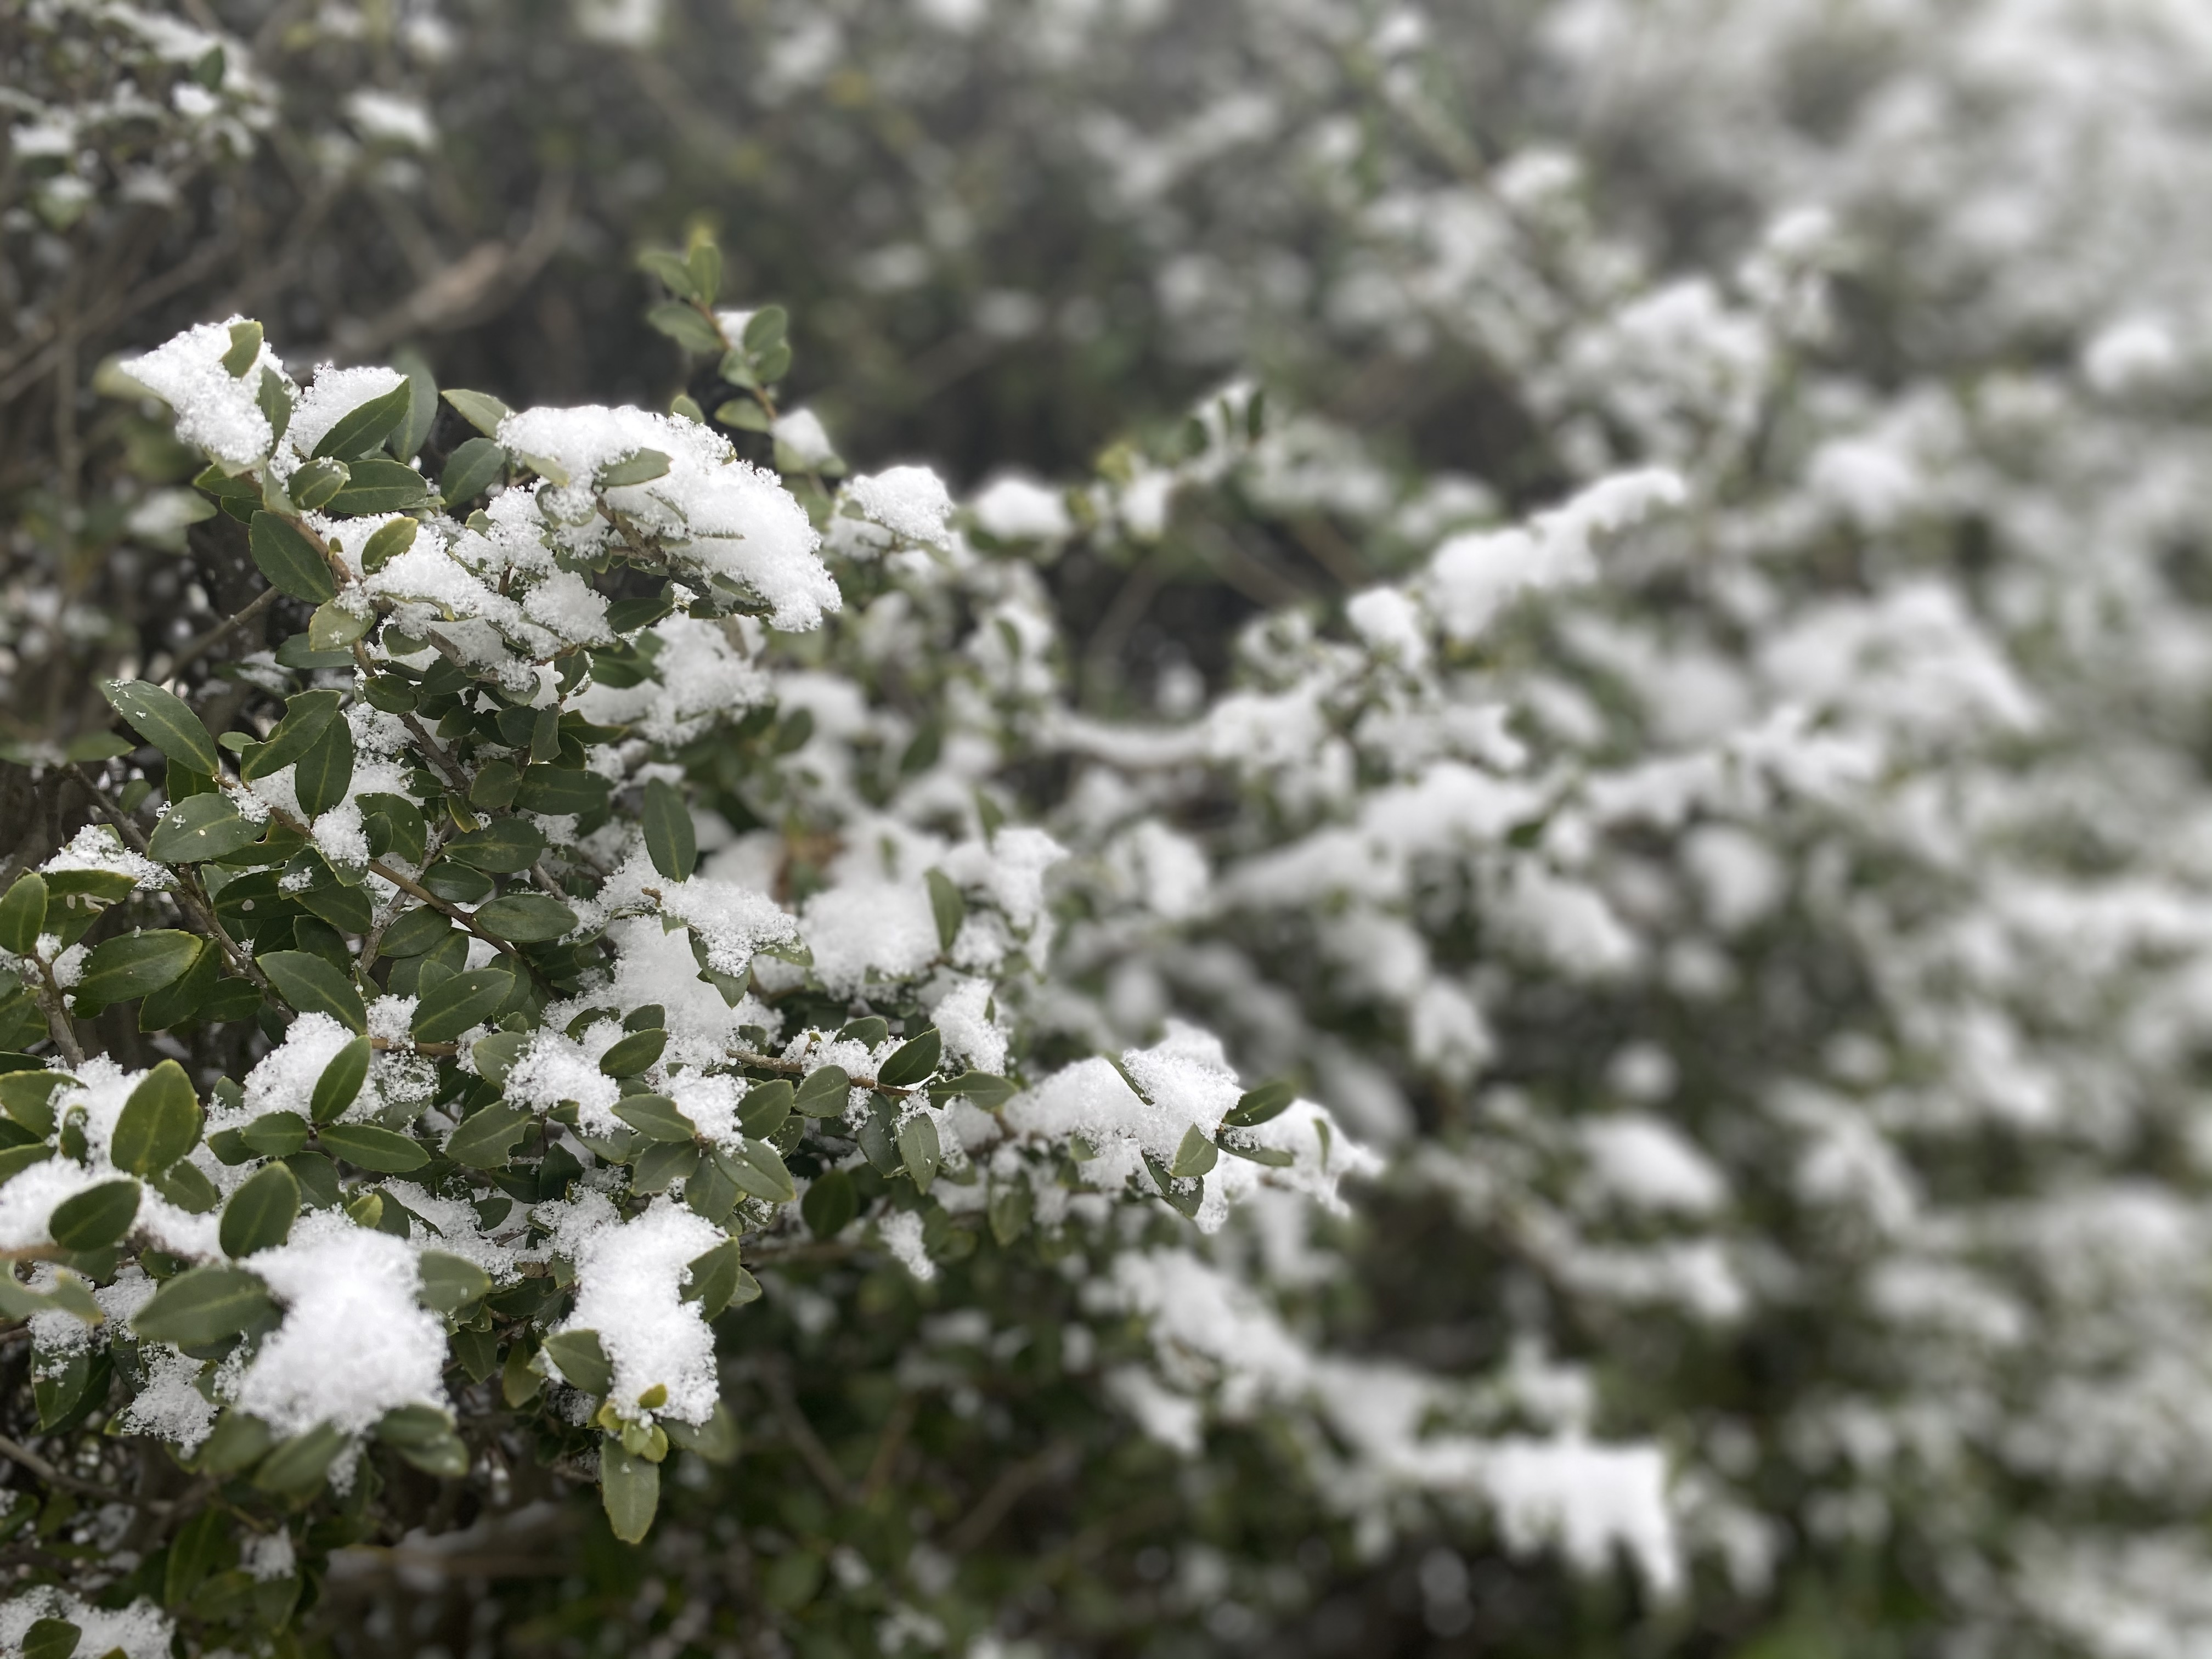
[119,318,286,471]
[847,466,955,545]
[972,475,1073,541]
[545,1194,725,1422]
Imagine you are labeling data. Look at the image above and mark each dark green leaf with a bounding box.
[240,690,344,781]
[307,597,372,651]
[317,1123,427,1172]
[630,1141,698,1194]
[1219,1135,1296,1167]
[360,516,419,573]
[601,1438,659,1543]
[258,367,292,444]
[896,1115,941,1193]
[0,1070,65,1138]
[258,950,366,1032]
[877,1028,942,1090]
[543,1329,612,1395]
[147,794,259,863]
[646,301,725,357]
[101,680,219,775]
[292,718,356,817]
[252,1421,346,1497]
[931,1071,1017,1111]
[793,1065,850,1118]
[742,306,788,353]
[1222,1080,1296,1129]
[21,1619,79,1659]
[469,1031,529,1088]
[326,457,433,515]
[309,1037,371,1124]
[389,351,438,460]
[1169,1124,1218,1178]
[314,380,413,461]
[444,818,546,873]
[411,967,513,1042]
[725,1138,795,1205]
[417,1250,491,1314]
[802,1168,857,1238]
[152,1160,222,1214]
[836,1015,889,1047]
[598,1028,667,1077]
[111,1059,201,1175]
[219,1163,298,1257]
[50,1180,140,1250]
[75,932,201,1008]
[240,1111,307,1158]
[0,876,47,957]
[287,456,349,510]
[248,513,337,603]
[514,764,611,817]
[379,906,454,958]
[714,399,771,432]
[988,1181,1032,1246]
[442,388,511,437]
[662,1400,740,1464]
[476,894,576,943]
[195,1409,275,1474]
[445,1103,529,1168]
[612,1093,695,1142]
[679,1237,746,1318]
[737,1080,792,1139]
[641,778,696,882]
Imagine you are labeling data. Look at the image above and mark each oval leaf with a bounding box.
[475,893,577,943]
[417,1250,492,1314]
[146,794,261,863]
[410,966,514,1043]
[258,950,367,1033]
[611,1093,696,1143]
[444,819,546,873]
[135,1264,278,1347]
[445,1104,529,1169]
[0,875,48,957]
[597,1028,667,1078]
[793,1065,850,1118]
[49,1180,141,1250]
[543,1328,613,1395]
[111,1058,202,1175]
[640,778,696,883]
[877,1028,942,1089]
[219,1163,300,1258]
[248,512,337,603]
[316,1122,428,1172]
[309,1036,373,1124]
[75,931,201,1008]
[101,680,219,775]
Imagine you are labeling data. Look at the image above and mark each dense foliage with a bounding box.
[6,1,2212,1657]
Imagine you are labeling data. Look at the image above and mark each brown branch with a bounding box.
[156,585,281,684]
[0,1432,172,1514]
[945,1439,1079,1555]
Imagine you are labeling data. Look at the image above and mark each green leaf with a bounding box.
[219,1163,298,1257]
[240,690,343,781]
[147,794,259,863]
[543,1329,613,1395]
[598,449,670,487]
[0,1070,65,1138]
[445,1103,530,1168]
[258,367,292,445]
[896,1115,941,1193]
[326,457,433,515]
[309,1037,372,1124]
[925,869,966,952]
[222,320,263,377]
[360,516,420,573]
[307,598,373,652]
[599,1028,667,1077]
[248,512,337,603]
[725,1138,795,1205]
[612,1093,696,1142]
[1143,1153,1205,1220]
[442,388,511,437]
[1222,1080,1296,1129]
[292,716,356,816]
[877,1028,942,1089]
[389,349,438,460]
[74,931,201,1008]
[988,1181,1032,1246]
[0,876,44,957]
[802,1168,857,1238]
[241,1111,308,1158]
[753,340,792,385]
[444,818,547,873]
[317,1123,427,1172]
[737,1080,793,1139]
[793,1065,850,1118]
[153,1160,222,1213]
[411,966,514,1043]
[314,380,413,461]
[252,1420,346,1497]
[639,249,700,301]
[601,1437,660,1543]
[101,680,220,775]
[195,1409,276,1474]
[742,306,788,354]
[662,1400,740,1464]
[646,301,725,357]
[687,240,722,307]
[931,1071,1017,1111]
[679,1237,747,1318]
[258,951,366,1032]
[475,894,576,943]
[1169,1124,1219,1178]
[514,764,611,817]
[50,1180,141,1250]
[1218,1134,1296,1167]
[417,1250,491,1314]
[21,1618,80,1659]
[469,1031,529,1088]
[111,1059,202,1175]
[715,399,771,433]
[287,456,349,510]
[0,1143,52,1187]
[65,731,135,762]
[641,778,696,882]
[836,1015,889,1047]
[379,906,454,959]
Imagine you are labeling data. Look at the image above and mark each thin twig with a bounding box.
[758,1364,853,1504]
[945,1439,1079,1554]
[857,1394,916,1507]
[0,1432,170,1514]
[158,586,280,685]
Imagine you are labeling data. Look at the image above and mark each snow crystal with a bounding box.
[847,466,954,545]
[40,824,169,892]
[1579,1116,1728,1217]
[345,89,435,149]
[119,318,285,471]
[548,1195,726,1421]
[235,1211,450,1437]
[878,1209,935,1281]
[928,977,1007,1075]
[804,881,941,994]
[502,1026,624,1137]
[772,408,838,469]
[971,474,1073,541]
[113,1348,219,1452]
[242,1530,296,1582]
[238,1012,358,1125]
